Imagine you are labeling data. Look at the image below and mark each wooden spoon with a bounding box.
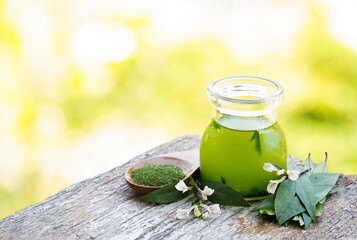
[125,149,199,194]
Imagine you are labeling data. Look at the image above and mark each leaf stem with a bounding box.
[300,168,312,175]
[322,152,328,173]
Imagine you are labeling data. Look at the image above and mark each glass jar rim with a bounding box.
[207,75,284,104]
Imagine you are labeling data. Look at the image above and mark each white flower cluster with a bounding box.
[174,180,221,219]
[263,163,301,194]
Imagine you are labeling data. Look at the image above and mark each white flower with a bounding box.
[287,170,300,181]
[277,169,285,176]
[175,180,189,193]
[176,209,189,219]
[263,163,279,172]
[201,204,221,218]
[199,186,214,200]
[176,206,194,219]
[202,212,210,220]
[267,176,286,194]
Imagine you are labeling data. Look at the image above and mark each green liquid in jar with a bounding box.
[200,115,287,199]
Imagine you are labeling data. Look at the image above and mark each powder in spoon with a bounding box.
[131,165,186,186]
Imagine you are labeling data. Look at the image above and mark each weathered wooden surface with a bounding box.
[0,134,356,240]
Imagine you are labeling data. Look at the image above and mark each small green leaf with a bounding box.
[275,179,296,221]
[260,209,275,215]
[302,212,312,230]
[250,130,261,155]
[185,196,194,203]
[188,176,197,187]
[202,181,250,207]
[220,176,226,184]
[315,201,323,217]
[296,174,317,221]
[267,161,283,170]
[277,196,306,226]
[283,220,291,226]
[250,130,257,141]
[253,194,275,211]
[314,196,326,217]
[140,183,189,203]
[292,215,304,226]
[298,215,304,226]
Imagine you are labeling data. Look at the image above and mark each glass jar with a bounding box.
[200,76,287,200]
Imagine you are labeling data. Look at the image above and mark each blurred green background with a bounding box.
[0,0,356,219]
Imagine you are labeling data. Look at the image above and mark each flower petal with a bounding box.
[287,170,300,181]
[267,181,278,194]
[202,212,210,220]
[208,204,221,218]
[200,186,214,200]
[266,176,286,194]
[176,209,189,219]
[263,163,279,172]
[175,180,188,193]
[277,176,287,183]
[199,186,214,200]
[176,206,194,219]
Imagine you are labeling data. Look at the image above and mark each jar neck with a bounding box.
[207,76,284,118]
[213,109,277,131]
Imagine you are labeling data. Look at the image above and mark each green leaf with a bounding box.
[283,220,291,227]
[315,200,323,217]
[298,215,304,226]
[329,186,344,194]
[309,173,339,186]
[318,196,326,205]
[140,183,189,203]
[185,196,194,203]
[250,130,261,155]
[293,215,306,227]
[302,212,312,230]
[303,153,315,173]
[220,176,226,184]
[188,176,197,187]
[260,209,275,215]
[312,152,328,174]
[275,179,296,221]
[287,156,303,172]
[202,181,250,207]
[277,196,306,226]
[253,194,275,211]
[309,173,339,204]
[267,161,283,170]
[295,174,317,221]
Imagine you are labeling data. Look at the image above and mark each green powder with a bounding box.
[131,165,186,186]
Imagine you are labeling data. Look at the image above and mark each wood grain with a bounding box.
[0,134,356,240]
